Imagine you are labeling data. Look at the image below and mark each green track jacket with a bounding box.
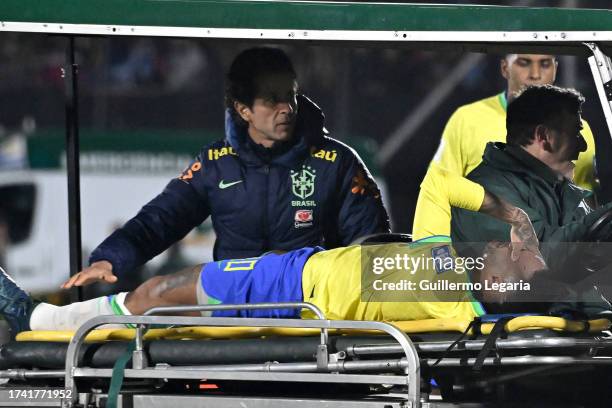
[451,142,612,272]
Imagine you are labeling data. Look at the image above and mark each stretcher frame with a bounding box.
[1,303,612,407]
[63,303,421,408]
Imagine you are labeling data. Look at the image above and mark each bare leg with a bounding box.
[125,264,203,315]
[28,264,206,331]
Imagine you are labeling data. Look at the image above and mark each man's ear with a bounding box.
[234,101,251,123]
[535,124,553,151]
[500,58,509,80]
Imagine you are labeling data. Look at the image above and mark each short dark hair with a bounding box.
[225,47,296,126]
[506,85,584,147]
[503,54,557,60]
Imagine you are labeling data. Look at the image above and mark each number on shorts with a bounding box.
[223,257,260,271]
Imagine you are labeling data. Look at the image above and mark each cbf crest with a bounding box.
[291,165,316,199]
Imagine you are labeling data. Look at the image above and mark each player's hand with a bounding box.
[561,162,576,181]
[509,208,543,263]
[61,260,118,288]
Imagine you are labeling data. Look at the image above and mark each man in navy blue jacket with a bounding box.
[63,47,390,288]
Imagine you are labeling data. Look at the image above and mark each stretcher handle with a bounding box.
[142,302,326,319]
[137,302,329,364]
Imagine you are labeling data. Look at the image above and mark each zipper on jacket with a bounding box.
[262,164,270,251]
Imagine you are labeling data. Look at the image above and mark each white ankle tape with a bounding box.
[30,296,118,331]
[112,292,131,316]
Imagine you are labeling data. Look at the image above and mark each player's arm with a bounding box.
[63,156,211,288]
[430,164,540,261]
[478,189,539,261]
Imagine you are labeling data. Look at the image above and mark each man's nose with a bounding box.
[277,101,295,115]
[529,64,541,80]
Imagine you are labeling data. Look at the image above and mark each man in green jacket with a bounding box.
[451,85,612,313]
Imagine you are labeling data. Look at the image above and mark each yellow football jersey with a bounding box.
[412,164,485,240]
[301,238,484,322]
[412,92,596,239]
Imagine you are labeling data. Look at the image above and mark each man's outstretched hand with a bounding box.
[61,260,118,289]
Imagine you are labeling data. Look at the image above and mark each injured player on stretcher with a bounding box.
[0,166,548,338]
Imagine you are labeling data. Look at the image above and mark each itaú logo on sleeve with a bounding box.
[294,209,313,228]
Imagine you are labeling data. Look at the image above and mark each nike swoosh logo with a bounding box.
[218,179,243,189]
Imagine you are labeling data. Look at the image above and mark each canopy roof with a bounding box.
[1,1,611,54]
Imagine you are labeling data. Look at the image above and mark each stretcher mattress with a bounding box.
[13,315,612,342]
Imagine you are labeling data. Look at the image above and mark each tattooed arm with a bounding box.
[479,191,544,273]
[420,164,544,271]
[427,163,544,270]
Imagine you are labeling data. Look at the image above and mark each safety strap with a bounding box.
[581,319,591,334]
[431,317,482,367]
[473,316,513,371]
[106,340,136,408]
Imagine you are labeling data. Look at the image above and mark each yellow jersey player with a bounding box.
[0,168,544,336]
[413,54,597,239]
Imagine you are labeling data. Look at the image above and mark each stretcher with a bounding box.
[0,303,611,408]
